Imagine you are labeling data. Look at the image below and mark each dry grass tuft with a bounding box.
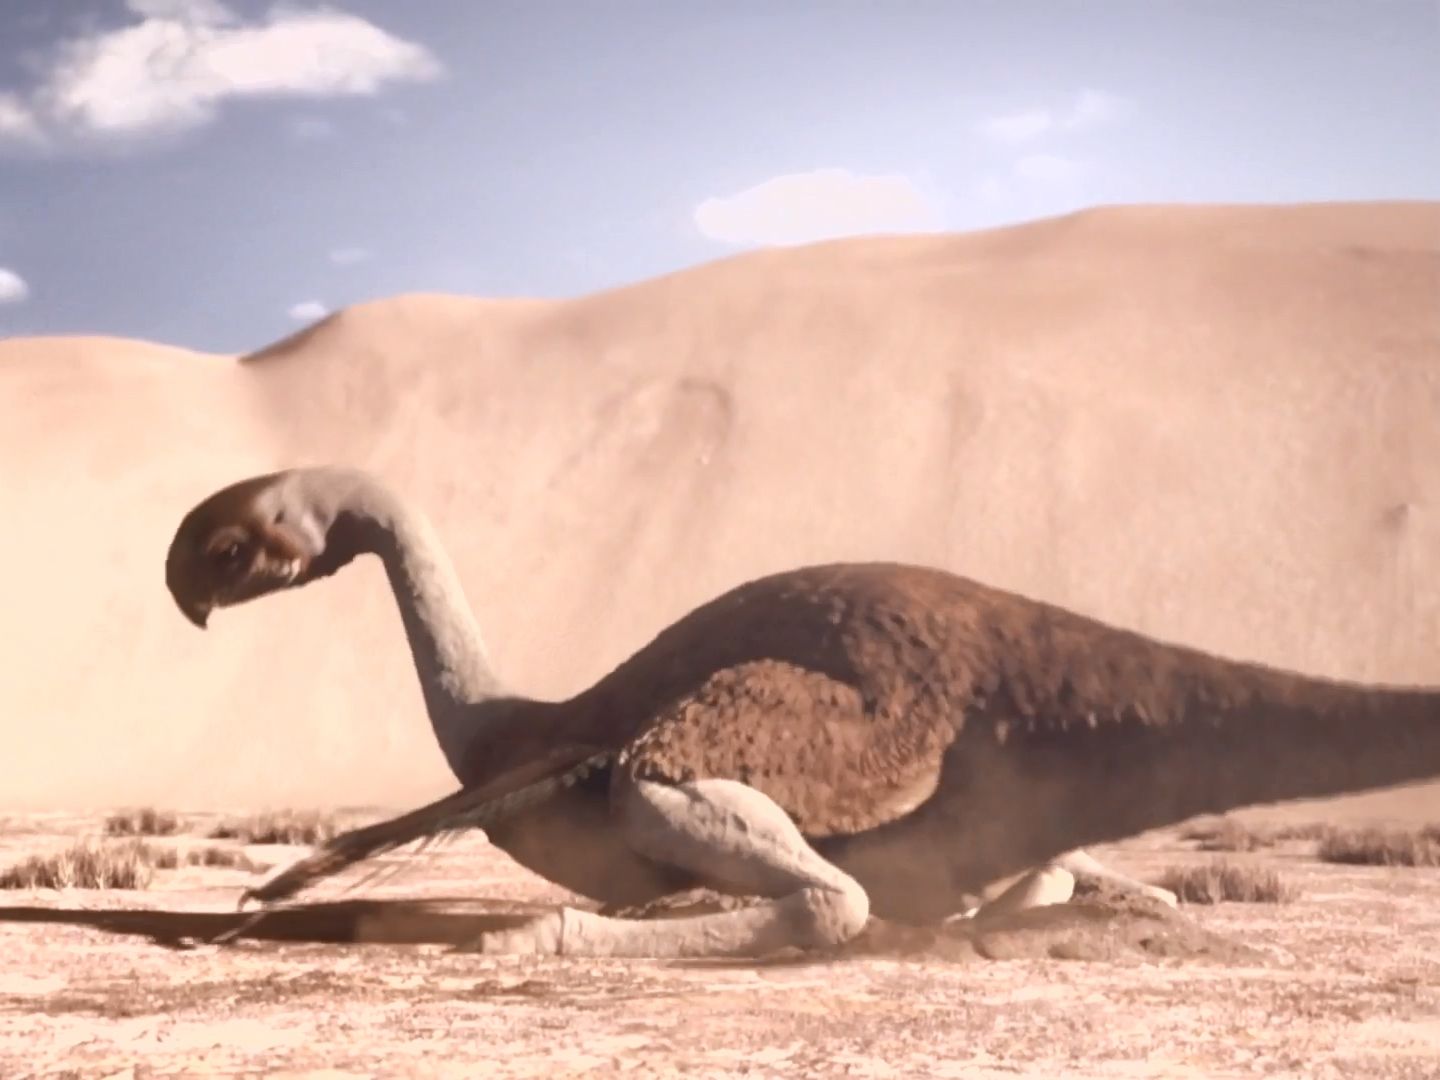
[0,840,158,890]
[1181,817,1270,852]
[1267,822,1331,843]
[209,810,338,846]
[148,844,256,871]
[1181,817,1336,852]
[1155,861,1299,905]
[1316,825,1440,868]
[184,845,257,870]
[0,838,258,889]
[104,807,182,837]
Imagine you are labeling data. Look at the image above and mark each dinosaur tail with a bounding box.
[241,745,613,908]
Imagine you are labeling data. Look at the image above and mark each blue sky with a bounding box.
[0,0,1436,354]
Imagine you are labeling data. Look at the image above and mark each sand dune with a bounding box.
[2,201,1438,812]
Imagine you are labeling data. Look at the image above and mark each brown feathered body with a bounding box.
[440,562,1439,922]
[167,471,1440,920]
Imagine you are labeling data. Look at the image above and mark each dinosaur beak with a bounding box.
[165,549,214,630]
[180,597,212,630]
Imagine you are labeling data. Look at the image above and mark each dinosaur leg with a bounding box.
[965,863,1076,920]
[952,849,1175,921]
[458,777,870,959]
[1053,848,1178,908]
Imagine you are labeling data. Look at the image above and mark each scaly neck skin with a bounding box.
[290,469,516,782]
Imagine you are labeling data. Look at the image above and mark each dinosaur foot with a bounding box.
[969,865,1076,923]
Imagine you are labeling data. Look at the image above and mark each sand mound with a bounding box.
[3,201,1439,813]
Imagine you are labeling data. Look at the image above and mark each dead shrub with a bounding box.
[104,807,182,837]
[0,840,158,890]
[1155,861,1298,905]
[1267,822,1330,843]
[209,810,338,846]
[185,846,257,871]
[1181,817,1270,852]
[146,844,255,871]
[1316,826,1440,868]
[0,834,259,890]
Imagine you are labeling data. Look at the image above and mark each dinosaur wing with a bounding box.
[620,660,957,839]
[243,742,611,906]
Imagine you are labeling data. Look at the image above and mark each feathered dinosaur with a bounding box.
[164,466,1440,958]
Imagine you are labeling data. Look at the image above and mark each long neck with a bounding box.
[312,473,510,781]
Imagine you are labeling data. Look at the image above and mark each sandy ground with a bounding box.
[2,807,1438,1079]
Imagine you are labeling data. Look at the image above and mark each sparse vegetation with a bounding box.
[1155,860,1299,905]
[1316,825,1440,868]
[146,844,256,872]
[104,807,183,837]
[1181,817,1270,852]
[209,809,338,845]
[1267,822,1331,843]
[1178,819,1440,869]
[184,845,257,870]
[0,837,257,889]
[1181,817,1335,851]
[0,840,158,890]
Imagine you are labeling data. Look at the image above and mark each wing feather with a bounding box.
[620,660,956,837]
[241,743,611,908]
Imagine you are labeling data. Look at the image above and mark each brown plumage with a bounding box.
[558,559,1435,839]
[166,467,1440,940]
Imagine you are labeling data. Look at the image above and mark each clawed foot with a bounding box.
[453,911,566,956]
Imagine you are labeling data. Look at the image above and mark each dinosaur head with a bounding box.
[164,469,349,629]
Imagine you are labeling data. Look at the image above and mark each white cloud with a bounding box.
[1063,88,1134,130]
[694,168,942,247]
[287,299,328,321]
[0,268,30,304]
[0,1,440,147]
[328,246,371,266]
[1013,153,1089,185]
[0,93,42,144]
[977,108,1052,144]
[978,89,1133,145]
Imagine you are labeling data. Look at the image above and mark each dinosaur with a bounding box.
[164,466,1440,958]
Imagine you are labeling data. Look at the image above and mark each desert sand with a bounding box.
[2,813,1439,1077]
[2,201,1439,1077]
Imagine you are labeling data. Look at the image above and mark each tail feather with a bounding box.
[241,745,612,908]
